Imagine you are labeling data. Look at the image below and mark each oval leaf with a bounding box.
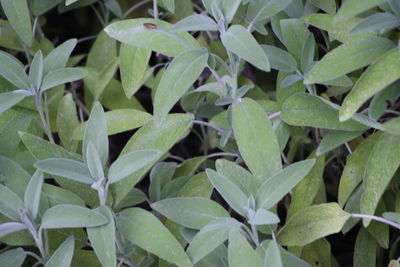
[277,203,350,246]
[45,236,75,267]
[117,207,192,267]
[41,204,108,229]
[0,51,29,89]
[151,197,229,229]
[232,97,281,183]
[221,25,270,71]
[105,18,199,57]
[154,48,208,123]
[34,158,93,184]
[0,0,32,46]
[108,149,161,183]
[340,48,400,121]
[304,37,393,84]
[256,159,316,210]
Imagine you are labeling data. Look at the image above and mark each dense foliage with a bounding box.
[0,0,400,266]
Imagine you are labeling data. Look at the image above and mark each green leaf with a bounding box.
[117,208,192,267]
[45,236,75,267]
[0,184,24,220]
[310,0,336,14]
[24,170,44,220]
[264,240,283,267]
[287,153,325,218]
[360,132,400,225]
[369,81,400,120]
[0,92,26,113]
[34,158,93,184]
[256,159,315,210]
[161,0,175,13]
[261,45,297,72]
[43,184,85,207]
[149,162,176,202]
[152,197,229,229]
[56,93,79,149]
[340,48,400,121]
[304,37,393,84]
[41,67,87,91]
[383,212,400,224]
[87,206,116,267]
[248,209,280,225]
[276,72,305,108]
[31,0,63,16]
[41,204,108,229]
[317,130,363,156]
[336,0,387,21]
[0,114,31,158]
[354,228,376,267]
[44,39,78,75]
[0,0,32,46]
[228,230,263,267]
[83,102,108,167]
[247,0,291,24]
[0,248,26,267]
[85,142,104,181]
[29,50,44,90]
[281,93,370,131]
[301,14,374,43]
[350,13,400,35]
[0,51,30,89]
[108,149,161,184]
[221,25,270,71]
[232,97,281,183]
[73,109,152,140]
[171,14,218,32]
[187,218,240,264]
[110,114,193,206]
[215,159,257,196]
[277,203,350,246]
[338,133,380,207]
[105,18,199,57]
[206,169,248,216]
[19,132,99,206]
[0,222,27,238]
[300,238,331,267]
[86,30,117,73]
[154,48,208,123]
[85,58,120,102]
[280,19,310,64]
[119,44,151,98]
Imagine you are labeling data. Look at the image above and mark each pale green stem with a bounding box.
[351,213,400,230]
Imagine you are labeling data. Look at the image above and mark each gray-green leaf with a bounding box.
[232,97,281,183]
[171,14,218,32]
[45,236,75,267]
[153,48,208,123]
[221,25,270,71]
[0,0,32,46]
[151,197,229,229]
[34,158,93,184]
[339,48,400,121]
[304,37,393,84]
[228,230,263,267]
[0,51,30,89]
[277,203,350,246]
[41,204,108,229]
[117,207,192,267]
[256,159,315,210]
[41,67,88,91]
[108,149,161,184]
[105,18,199,57]
[24,170,44,220]
[87,206,116,267]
